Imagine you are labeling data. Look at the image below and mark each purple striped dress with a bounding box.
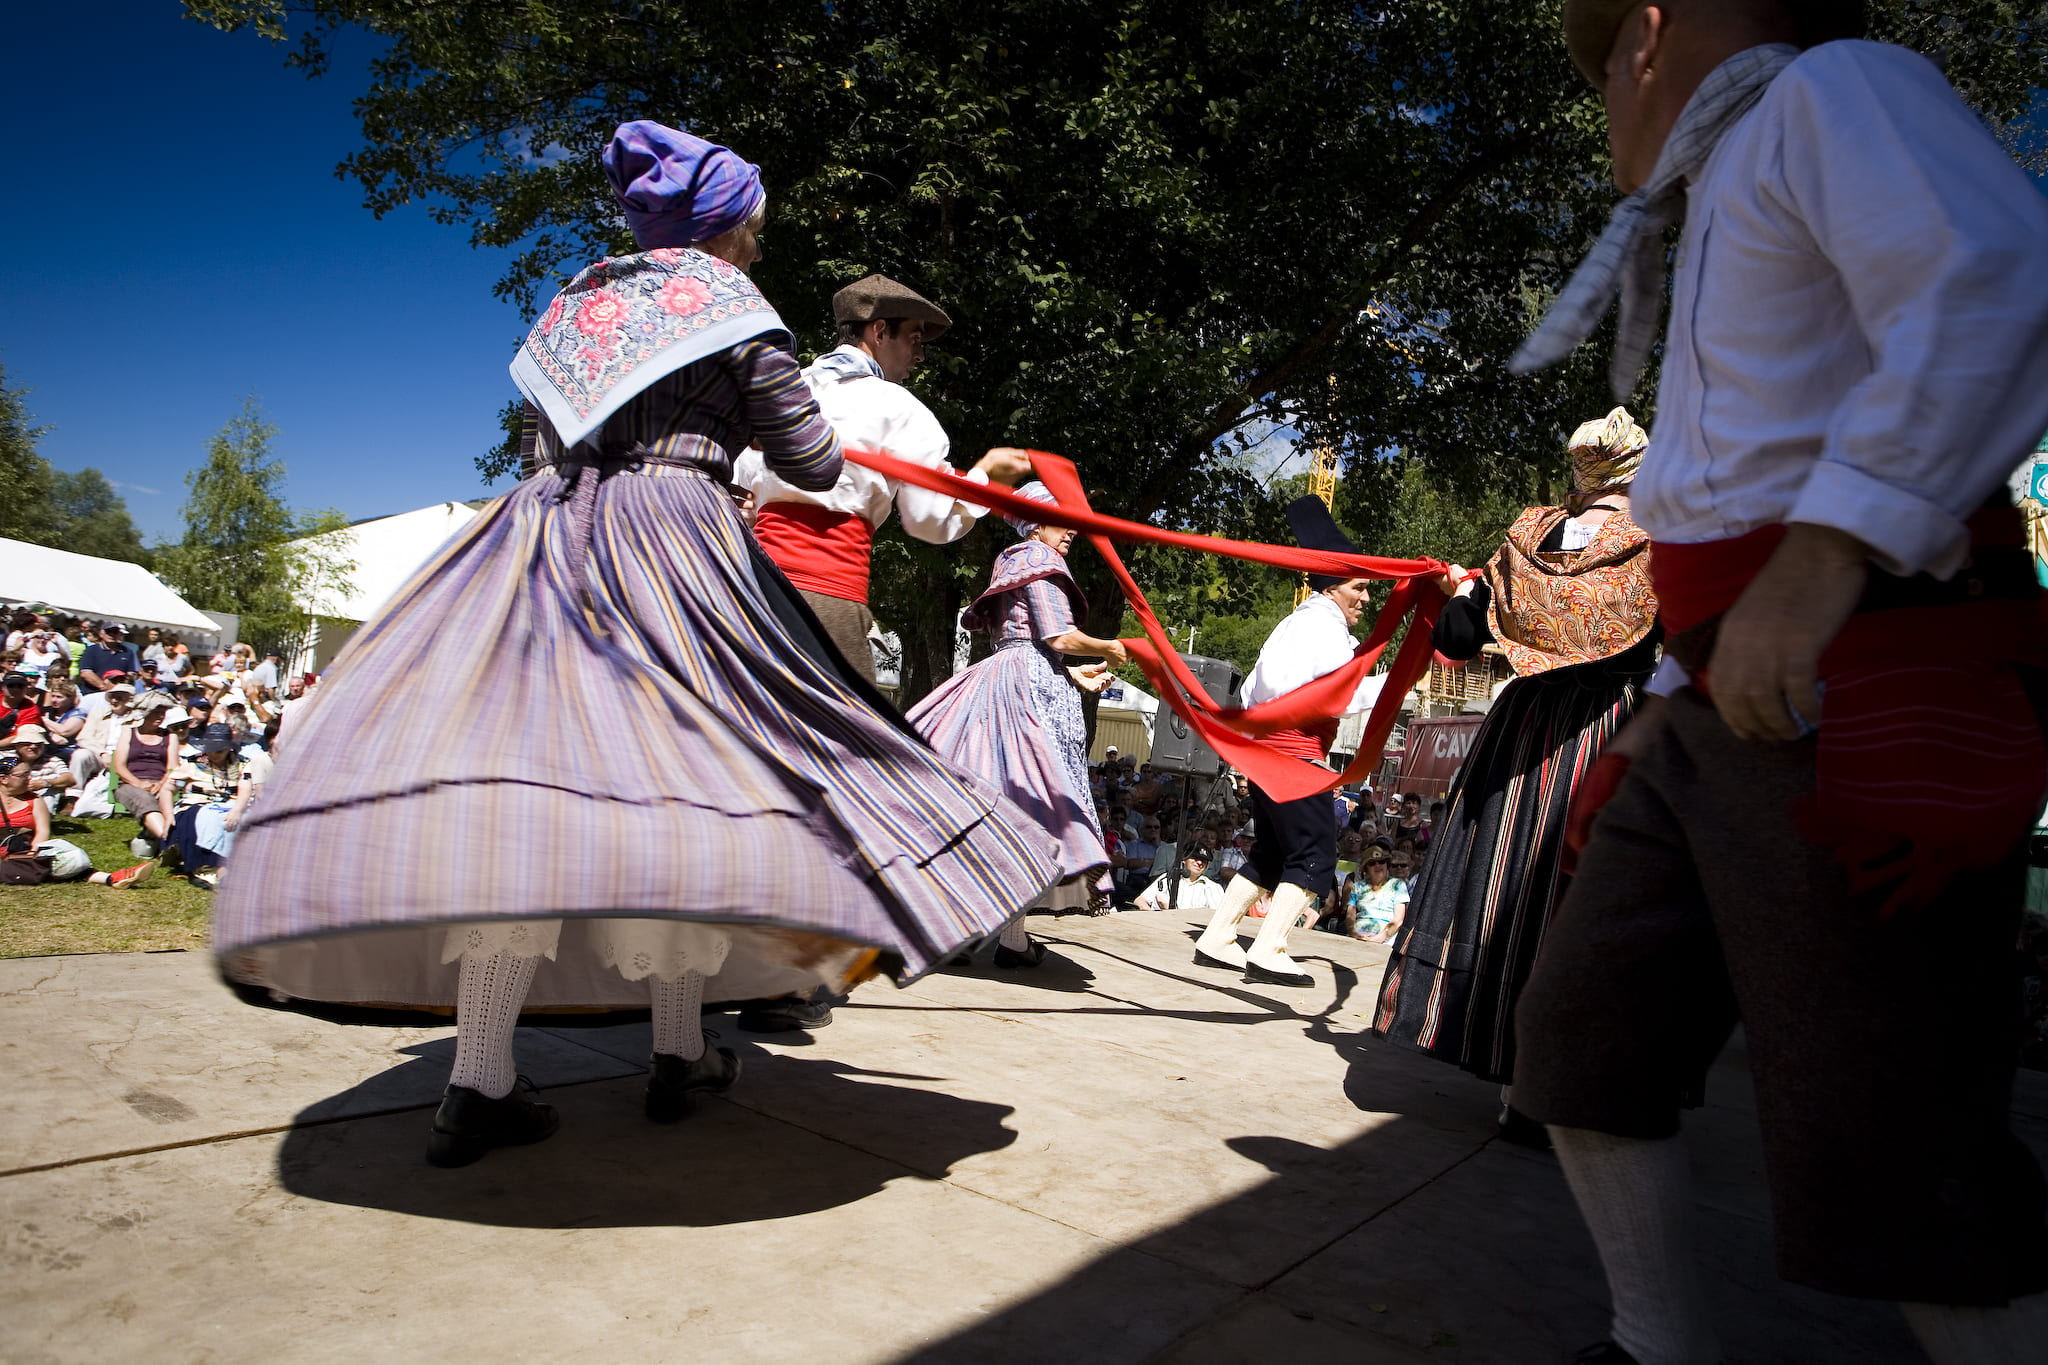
[213,290,1061,1010]
[907,542,1110,899]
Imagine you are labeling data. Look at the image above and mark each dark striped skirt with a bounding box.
[212,461,1061,1011]
[1372,638,1656,1083]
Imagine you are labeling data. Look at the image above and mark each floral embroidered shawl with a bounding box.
[963,541,1087,633]
[1483,505,1657,676]
[510,247,791,450]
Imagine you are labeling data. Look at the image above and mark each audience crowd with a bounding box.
[0,604,313,890]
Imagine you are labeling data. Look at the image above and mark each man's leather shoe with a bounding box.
[424,1077,559,1167]
[993,939,1048,969]
[645,1047,741,1123]
[1243,960,1313,988]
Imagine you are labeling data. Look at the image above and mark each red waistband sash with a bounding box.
[1647,515,2048,916]
[1266,721,1341,763]
[841,444,1449,801]
[752,502,875,604]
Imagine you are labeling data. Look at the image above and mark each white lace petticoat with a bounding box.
[440,918,733,981]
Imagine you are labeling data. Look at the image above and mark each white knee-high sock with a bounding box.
[1550,1125,1719,1365]
[1194,874,1266,966]
[449,950,541,1099]
[1902,1291,2048,1365]
[998,914,1031,951]
[651,970,706,1060]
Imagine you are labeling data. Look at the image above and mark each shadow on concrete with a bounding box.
[274,1047,1020,1230]
[934,937,1100,993]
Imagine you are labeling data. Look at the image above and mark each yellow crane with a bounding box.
[1293,439,1340,607]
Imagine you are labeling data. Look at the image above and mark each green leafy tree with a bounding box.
[0,359,57,546]
[154,398,357,657]
[48,468,151,566]
[186,0,2048,705]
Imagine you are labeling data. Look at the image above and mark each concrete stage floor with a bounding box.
[4,910,2041,1362]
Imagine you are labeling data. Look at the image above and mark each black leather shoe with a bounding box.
[738,997,835,1033]
[993,939,1048,969]
[645,1047,742,1123]
[1193,948,1245,972]
[424,1077,559,1168]
[1243,960,1313,988]
[1571,1344,1641,1365]
[1497,1105,1553,1151]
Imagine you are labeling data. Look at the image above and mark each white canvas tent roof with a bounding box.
[1097,676,1159,716]
[294,502,482,622]
[0,537,218,633]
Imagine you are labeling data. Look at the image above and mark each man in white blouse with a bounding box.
[1507,3,2048,1363]
[736,275,1032,681]
[1191,497,1387,987]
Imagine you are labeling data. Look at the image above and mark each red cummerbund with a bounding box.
[1265,719,1340,762]
[752,502,875,604]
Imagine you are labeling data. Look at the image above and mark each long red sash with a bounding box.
[840,445,1450,801]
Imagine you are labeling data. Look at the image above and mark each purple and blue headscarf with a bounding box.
[603,120,765,250]
[1003,481,1060,537]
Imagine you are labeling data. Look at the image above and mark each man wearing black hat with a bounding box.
[735,273,1033,680]
[1190,498,1387,988]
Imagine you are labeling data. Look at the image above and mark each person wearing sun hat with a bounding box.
[1373,406,1657,1144]
[908,481,1128,964]
[1189,497,1390,988]
[212,118,1061,1168]
[1503,3,2048,1363]
[735,272,1033,682]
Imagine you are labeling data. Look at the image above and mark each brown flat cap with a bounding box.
[832,274,951,340]
[1563,0,1868,88]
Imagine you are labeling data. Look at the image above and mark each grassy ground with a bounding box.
[0,813,211,958]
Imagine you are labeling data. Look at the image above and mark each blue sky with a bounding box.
[1,2,530,543]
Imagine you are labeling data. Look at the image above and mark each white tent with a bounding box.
[296,501,482,622]
[1096,676,1159,716]
[0,537,218,633]
[287,501,483,675]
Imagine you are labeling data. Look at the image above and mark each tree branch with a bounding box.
[1174,135,1536,462]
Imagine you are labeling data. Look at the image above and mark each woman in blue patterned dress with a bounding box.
[908,484,1125,965]
[213,122,1060,1167]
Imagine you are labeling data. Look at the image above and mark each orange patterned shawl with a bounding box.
[1483,505,1657,677]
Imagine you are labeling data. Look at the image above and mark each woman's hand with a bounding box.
[975,447,1036,487]
[1099,639,1130,668]
[1433,564,1468,597]
[1068,663,1116,694]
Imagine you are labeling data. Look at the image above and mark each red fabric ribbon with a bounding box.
[840,444,1452,802]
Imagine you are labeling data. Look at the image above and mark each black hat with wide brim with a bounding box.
[1286,496,1361,592]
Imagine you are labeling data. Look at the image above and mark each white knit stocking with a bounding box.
[651,970,706,1060]
[1902,1291,2048,1365]
[449,950,541,1100]
[1550,1125,1719,1365]
[997,915,1031,951]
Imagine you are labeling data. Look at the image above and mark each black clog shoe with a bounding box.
[993,939,1049,969]
[1243,960,1313,988]
[645,1046,742,1123]
[424,1076,560,1168]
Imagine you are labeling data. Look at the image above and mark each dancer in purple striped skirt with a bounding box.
[908,485,1126,965]
[212,122,1060,1168]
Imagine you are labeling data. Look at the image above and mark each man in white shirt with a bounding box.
[735,275,1032,681]
[1507,4,2048,1362]
[1191,498,1387,988]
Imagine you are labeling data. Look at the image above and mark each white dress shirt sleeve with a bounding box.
[1242,597,1385,715]
[1771,45,2048,578]
[889,398,991,544]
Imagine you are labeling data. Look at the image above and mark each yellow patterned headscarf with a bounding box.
[1568,406,1648,491]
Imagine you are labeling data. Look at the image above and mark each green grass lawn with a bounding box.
[0,813,212,958]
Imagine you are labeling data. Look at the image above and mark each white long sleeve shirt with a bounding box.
[733,346,991,541]
[1242,594,1389,714]
[1633,41,2048,582]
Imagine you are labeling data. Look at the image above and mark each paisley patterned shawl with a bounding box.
[1483,505,1656,676]
[963,540,1087,633]
[510,247,792,450]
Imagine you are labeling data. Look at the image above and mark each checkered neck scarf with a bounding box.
[1511,44,1799,398]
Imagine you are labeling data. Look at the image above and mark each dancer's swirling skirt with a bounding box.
[1372,637,1656,1083]
[211,463,1061,1007]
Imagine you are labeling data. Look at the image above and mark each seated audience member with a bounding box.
[1,671,42,738]
[140,628,168,668]
[162,642,191,680]
[1134,845,1224,914]
[1148,817,1181,877]
[40,683,85,754]
[10,725,74,809]
[68,684,137,817]
[1388,845,1416,886]
[113,695,180,853]
[76,623,139,695]
[0,752,153,887]
[20,630,63,677]
[1114,817,1163,902]
[167,723,251,888]
[1336,829,1365,880]
[1345,845,1410,943]
[247,649,281,700]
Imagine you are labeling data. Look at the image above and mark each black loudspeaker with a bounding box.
[1147,654,1244,776]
